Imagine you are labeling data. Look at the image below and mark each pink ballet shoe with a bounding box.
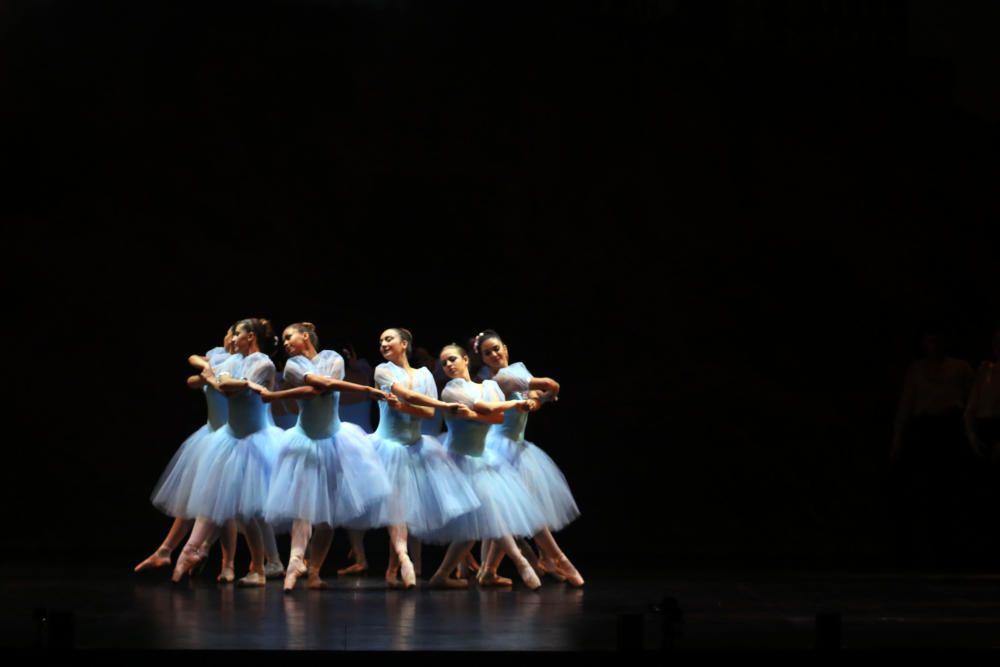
[217,564,235,584]
[283,556,307,593]
[477,570,513,587]
[237,571,267,587]
[550,556,584,588]
[134,550,171,573]
[171,546,203,583]
[429,574,469,589]
[337,562,368,576]
[516,560,542,591]
[399,554,417,589]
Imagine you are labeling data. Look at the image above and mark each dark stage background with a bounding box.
[2,1,998,571]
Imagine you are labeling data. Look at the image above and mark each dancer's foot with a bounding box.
[539,557,567,582]
[429,574,469,589]
[551,556,584,587]
[237,571,267,587]
[283,556,307,593]
[477,570,513,587]
[465,551,481,573]
[135,548,171,573]
[306,568,329,590]
[264,559,286,580]
[170,545,202,583]
[399,554,417,589]
[217,563,235,584]
[337,562,368,576]
[516,560,542,590]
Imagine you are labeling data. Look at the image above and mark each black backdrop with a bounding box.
[3,1,998,570]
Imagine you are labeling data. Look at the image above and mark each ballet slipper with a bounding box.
[171,546,203,583]
[238,571,267,587]
[477,571,513,587]
[550,556,584,588]
[283,555,307,592]
[515,560,542,590]
[399,553,417,589]
[217,564,235,584]
[428,574,469,589]
[264,559,286,579]
[337,562,368,576]
[134,549,171,573]
[539,557,567,582]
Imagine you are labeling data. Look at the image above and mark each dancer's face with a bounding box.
[223,327,235,353]
[379,329,407,363]
[283,327,310,357]
[232,325,255,355]
[440,348,470,380]
[479,338,508,370]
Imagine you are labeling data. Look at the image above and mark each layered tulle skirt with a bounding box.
[186,425,283,524]
[347,434,480,534]
[486,434,580,532]
[264,422,391,528]
[416,445,547,544]
[150,423,216,518]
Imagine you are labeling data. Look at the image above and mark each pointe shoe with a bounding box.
[399,554,417,589]
[264,559,286,579]
[516,560,542,591]
[337,562,368,576]
[539,557,567,582]
[283,556,307,593]
[477,571,513,587]
[134,550,171,573]
[237,571,267,587]
[551,556,584,588]
[217,565,235,584]
[429,575,469,589]
[171,546,203,583]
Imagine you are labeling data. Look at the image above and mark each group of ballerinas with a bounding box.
[135,318,584,592]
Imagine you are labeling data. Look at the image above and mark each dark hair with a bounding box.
[440,342,468,358]
[286,322,319,350]
[473,329,503,357]
[389,327,413,359]
[235,317,279,356]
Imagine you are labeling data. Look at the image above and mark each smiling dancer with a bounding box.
[476,330,584,587]
[261,322,392,591]
[351,328,480,589]
[417,343,545,590]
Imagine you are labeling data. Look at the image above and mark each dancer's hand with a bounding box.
[456,405,477,419]
[368,387,390,401]
[201,366,216,381]
[246,381,267,394]
[443,402,465,415]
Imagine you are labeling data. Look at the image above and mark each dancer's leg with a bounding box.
[135,517,193,572]
[171,519,218,582]
[216,520,238,583]
[408,536,422,577]
[306,524,333,589]
[477,540,512,586]
[337,529,368,575]
[496,535,541,589]
[283,520,311,592]
[428,541,475,589]
[532,527,583,587]
[261,522,285,578]
[388,525,416,589]
[236,518,267,586]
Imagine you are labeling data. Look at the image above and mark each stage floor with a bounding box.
[3,563,999,656]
